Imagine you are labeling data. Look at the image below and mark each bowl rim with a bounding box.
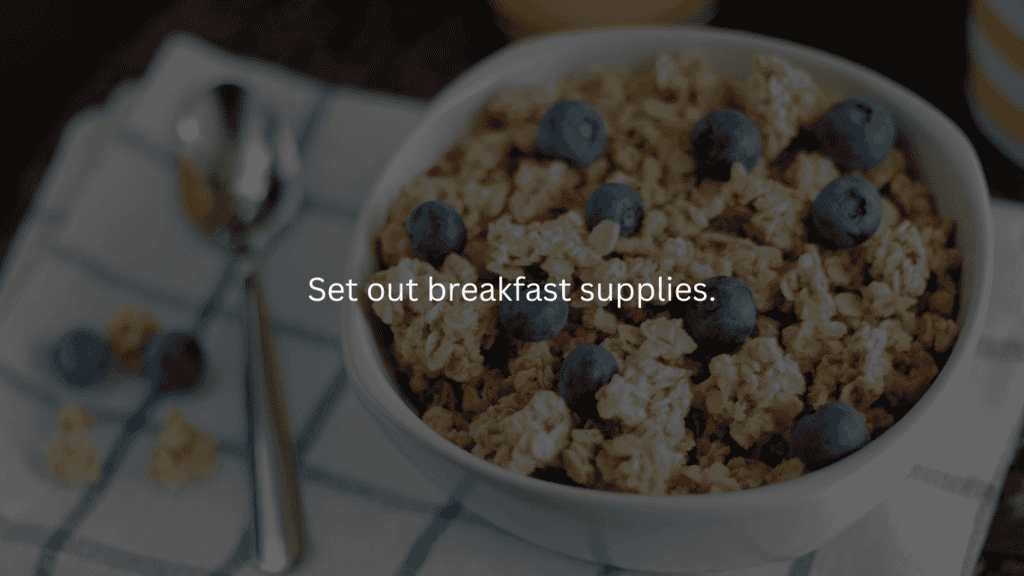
[342,25,994,512]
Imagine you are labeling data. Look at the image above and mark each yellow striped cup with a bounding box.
[968,0,1024,167]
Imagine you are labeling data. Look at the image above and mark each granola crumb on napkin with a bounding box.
[147,409,217,489]
[49,401,101,485]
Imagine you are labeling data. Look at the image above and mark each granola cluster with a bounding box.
[106,305,162,374]
[147,410,218,490]
[368,50,961,495]
[48,401,101,486]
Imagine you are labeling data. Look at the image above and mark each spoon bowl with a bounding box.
[176,84,303,258]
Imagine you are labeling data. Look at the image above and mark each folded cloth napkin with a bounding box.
[0,33,1022,576]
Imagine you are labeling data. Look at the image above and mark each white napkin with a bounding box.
[0,33,1022,576]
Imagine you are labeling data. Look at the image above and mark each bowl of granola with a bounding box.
[341,26,993,572]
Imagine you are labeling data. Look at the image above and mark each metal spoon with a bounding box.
[175,84,306,574]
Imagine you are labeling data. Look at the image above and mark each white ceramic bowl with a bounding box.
[342,27,994,573]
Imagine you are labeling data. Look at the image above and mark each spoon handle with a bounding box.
[243,270,306,573]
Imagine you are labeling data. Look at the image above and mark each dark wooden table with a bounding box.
[3,1,1022,573]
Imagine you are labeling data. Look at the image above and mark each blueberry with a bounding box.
[559,344,619,421]
[791,402,868,471]
[815,98,896,172]
[681,276,757,353]
[689,109,762,181]
[584,183,645,237]
[143,331,206,394]
[53,329,111,387]
[498,283,568,342]
[537,100,608,168]
[406,200,467,268]
[811,175,883,249]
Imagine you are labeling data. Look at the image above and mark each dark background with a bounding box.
[5,1,1024,266]
[2,0,1022,572]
